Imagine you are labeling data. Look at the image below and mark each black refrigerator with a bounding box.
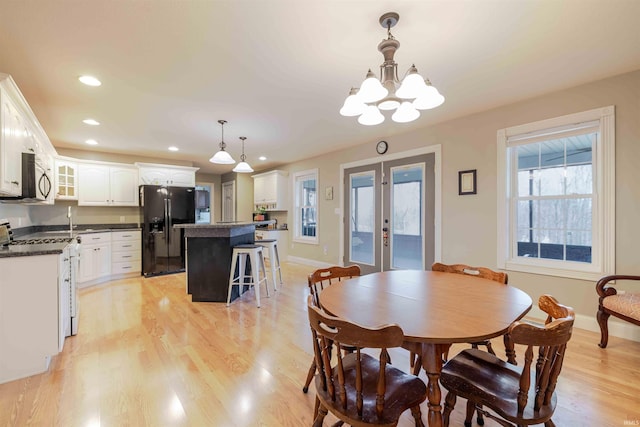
[140,185,195,277]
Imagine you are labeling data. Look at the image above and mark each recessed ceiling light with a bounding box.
[168,146,179,152]
[78,75,102,86]
[83,118,100,126]
[259,156,267,161]
[85,139,98,145]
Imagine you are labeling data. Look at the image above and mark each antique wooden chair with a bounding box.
[307,295,427,427]
[440,294,575,427]
[596,275,640,348]
[302,265,362,393]
[407,262,509,374]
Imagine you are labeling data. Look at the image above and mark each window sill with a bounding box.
[292,237,318,245]
[504,259,609,281]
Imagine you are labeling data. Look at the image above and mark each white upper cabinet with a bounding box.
[78,161,138,206]
[0,73,57,198]
[55,157,78,200]
[0,92,22,196]
[135,162,199,187]
[252,170,289,211]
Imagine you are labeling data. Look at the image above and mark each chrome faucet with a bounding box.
[67,206,73,235]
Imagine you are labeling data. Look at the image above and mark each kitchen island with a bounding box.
[174,221,273,303]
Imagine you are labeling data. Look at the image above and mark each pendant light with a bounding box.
[232,136,254,173]
[209,119,236,164]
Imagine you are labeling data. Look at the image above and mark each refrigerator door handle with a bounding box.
[164,198,170,244]
[167,198,172,243]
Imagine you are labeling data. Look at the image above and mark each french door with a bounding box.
[343,153,435,274]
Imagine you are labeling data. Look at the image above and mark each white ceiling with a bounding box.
[0,1,638,175]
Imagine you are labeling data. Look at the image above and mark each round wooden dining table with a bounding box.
[319,269,533,427]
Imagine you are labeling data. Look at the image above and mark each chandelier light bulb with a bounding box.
[392,101,420,123]
[358,105,385,126]
[358,69,388,103]
[396,65,429,99]
[413,83,445,110]
[340,88,366,117]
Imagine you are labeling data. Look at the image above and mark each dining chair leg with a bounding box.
[302,358,316,393]
[412,354,422,376]
[544,421,557,427]
[465,400,485,426]
[442,391,456,427]
[312,400,328,427]
[410,405,425,427]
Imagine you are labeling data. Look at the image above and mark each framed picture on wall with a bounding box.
[458,169,477,195]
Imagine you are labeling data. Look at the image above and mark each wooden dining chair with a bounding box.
[307,295,427,427]
[440,294,575,427]
[302,265,361,393]
[408,262,509,374]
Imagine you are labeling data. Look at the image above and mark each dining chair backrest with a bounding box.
[506,294,574,412]
[307,265,361,306]
[432,262,508,284]
[307,295,427,425]
[440,294,574,427]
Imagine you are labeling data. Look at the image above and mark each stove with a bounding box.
[10,237,76,245]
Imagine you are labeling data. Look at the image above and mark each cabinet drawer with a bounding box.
[81,232,111,244]
[111,250,141,263]
[112,260,140,274]
[111,230,140,242]
[111,240,141,252]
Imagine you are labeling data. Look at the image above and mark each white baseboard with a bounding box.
[284,256,334,269]
[525,306,640,343]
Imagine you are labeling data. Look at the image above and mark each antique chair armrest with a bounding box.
[596,275,640,299]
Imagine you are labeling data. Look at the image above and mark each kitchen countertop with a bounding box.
[175,221,274,238]
[0,224,141,258]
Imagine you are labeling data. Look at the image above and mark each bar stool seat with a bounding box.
[257,239,282,291]
[227,244,269,308]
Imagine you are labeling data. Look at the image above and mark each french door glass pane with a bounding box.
[349,172,374,265]
[391,165,423,269]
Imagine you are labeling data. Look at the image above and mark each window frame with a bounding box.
[293,168,319,244]
[497,106,615,280]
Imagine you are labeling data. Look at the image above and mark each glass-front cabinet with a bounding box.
[55,158,78,200]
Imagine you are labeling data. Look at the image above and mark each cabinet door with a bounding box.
[254,175,265,203]
[94,243,112,278]
[110,167,138,206]
[78,244,96,282]
[139,167,169,185]
[168,169,195,187]
[0,93,23,196]
[55,159,78,199]
[78,164,110,206]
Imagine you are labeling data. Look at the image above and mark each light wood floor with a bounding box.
[1,262,639,426]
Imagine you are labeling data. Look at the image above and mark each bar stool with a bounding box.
[257,239,283,291]
[227,244,269,308]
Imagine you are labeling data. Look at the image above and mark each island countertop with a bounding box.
[174,221,275,238]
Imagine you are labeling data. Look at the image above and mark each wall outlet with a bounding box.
[120,216,125,223]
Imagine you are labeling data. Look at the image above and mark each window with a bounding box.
[293,169,318,243]
[497,106,615,280]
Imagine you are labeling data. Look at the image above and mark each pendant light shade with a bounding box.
[339,88,367,117]
[209,120,236,164]
[232,136,254,173]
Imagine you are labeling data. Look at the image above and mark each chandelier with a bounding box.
[233,136,254,173]
[340,12,445,126]
[209,119,235,164]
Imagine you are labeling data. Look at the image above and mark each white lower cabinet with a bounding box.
[111,230,141,276]
[78,232,112,286]
[0,254,60,384]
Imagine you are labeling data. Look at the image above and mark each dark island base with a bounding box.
[186,232,254,302]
